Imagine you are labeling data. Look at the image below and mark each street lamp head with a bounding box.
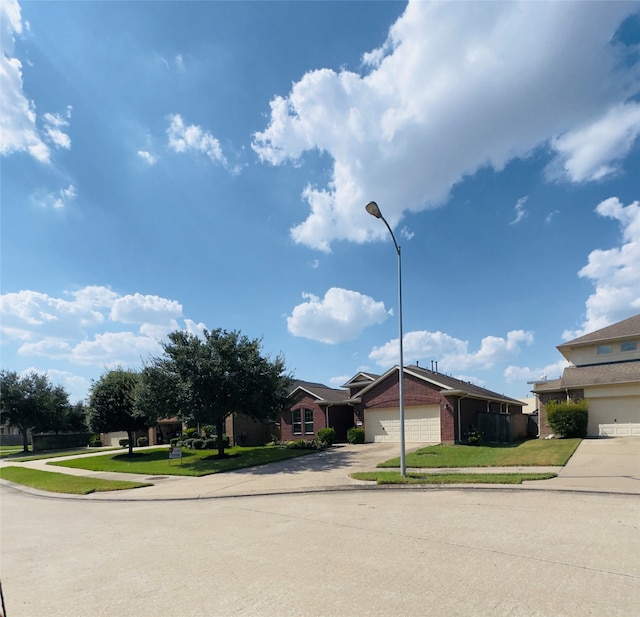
[365,201,382,219]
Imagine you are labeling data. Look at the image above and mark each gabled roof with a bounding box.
[533,361,640,392]
[352,364,523,405]
[289,380,351,405]
[559,314,640,350]
[341,371,379,388]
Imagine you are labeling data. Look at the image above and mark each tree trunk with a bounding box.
[20,427,29,453]
[127,430,134,456]
[215,417,225,458]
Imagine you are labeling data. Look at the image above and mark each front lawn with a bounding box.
[351,471,558,485]
[0,446,24,459]
[378,439,581,468]
[50,445,319,476]
[0,466,151,494]
[9,447,119,462]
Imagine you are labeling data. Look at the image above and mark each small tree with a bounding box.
[546,400,588,438]
[0,370,72,452]
[88,369,153,456]
[143,329,291,458]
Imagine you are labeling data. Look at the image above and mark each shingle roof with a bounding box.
[560,314,640,348]
[289,380,351,404]
[533,361,640,391]
[406,365,523,405]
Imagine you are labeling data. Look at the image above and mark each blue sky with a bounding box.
[2,0,639,404]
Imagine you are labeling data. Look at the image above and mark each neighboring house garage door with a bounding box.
[365,406,441,443]
[588,397,640,437]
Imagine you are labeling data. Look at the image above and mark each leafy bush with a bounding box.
[137,437,149,447]
[183,428,197,439]
[347,427,365,444]
[201,425,215,438]
[170,438,179,447]
[119,439,129,448]
[183,438,195,449]
[192,439,205,450]
[89,438,102,448]
[546,400,588,438]
[203,439,217,450]
[467,428,483,446]
[317,428,336,446]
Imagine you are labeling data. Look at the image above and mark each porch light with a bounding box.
[365,201,406,476]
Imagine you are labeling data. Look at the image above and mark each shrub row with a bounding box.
[171,435,231,450]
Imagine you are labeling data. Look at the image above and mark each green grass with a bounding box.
[50,445,319,476]
[0,466,152,494]
[8,447,119,462]
[0,446,24,459]
[378,439,581,469]
[351,471,558,485]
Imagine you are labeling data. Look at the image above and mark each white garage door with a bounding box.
[365,406,441,443]
[588,397,640,437]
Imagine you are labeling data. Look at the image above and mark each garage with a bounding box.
[587,395,640,437]
[365,405,441,443]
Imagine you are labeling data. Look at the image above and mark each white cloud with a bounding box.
[137,150,157,165]
[1,4,74,164]
[33,184,77,209]
[0,285,198,369]
[329,375,351,388]
[110,292,182,325]
[42,109,72,149]
[167,113,228,167]
[369,328,533,371]
[545,210,560,224]
[0,0,50,162]
[563,197,640,339]
[287,287,389,344]
[504,359,569,384]
[509,196,528,225]
[400,226,414,241]
[253,1,638,252]
[548,102,640,183]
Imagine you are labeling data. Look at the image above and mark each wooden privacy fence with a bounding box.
[476,413,528,443]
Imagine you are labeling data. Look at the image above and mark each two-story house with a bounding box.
[533,314,640,437]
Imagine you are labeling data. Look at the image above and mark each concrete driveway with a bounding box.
[528,437,640,493]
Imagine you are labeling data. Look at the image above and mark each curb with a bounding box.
[2,477,638,503]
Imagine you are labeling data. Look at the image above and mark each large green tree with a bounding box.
[143,329,291,457]
[87,369,153,455]
[0,370,72,452]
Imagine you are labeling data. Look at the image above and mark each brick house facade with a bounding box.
[282,367,525,445]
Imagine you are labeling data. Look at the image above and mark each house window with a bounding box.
[596,344,612,355]
[304,408,314,434]
[292,410,302,435]
[621,341,637,352]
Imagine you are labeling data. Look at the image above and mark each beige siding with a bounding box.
[570,342,640,367]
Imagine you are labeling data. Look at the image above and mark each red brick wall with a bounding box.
[537,389,584,437]
[281,394,326,442]
[363,372,445,409]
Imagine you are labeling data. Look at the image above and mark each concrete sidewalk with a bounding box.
[1,438,639,500]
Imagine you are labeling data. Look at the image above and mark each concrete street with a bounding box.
[1,439,639,616]
[1,486,638,617]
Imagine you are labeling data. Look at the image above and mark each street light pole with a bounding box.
[365,201,406,476]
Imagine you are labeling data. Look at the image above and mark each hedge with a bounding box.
[547,400,588,438]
